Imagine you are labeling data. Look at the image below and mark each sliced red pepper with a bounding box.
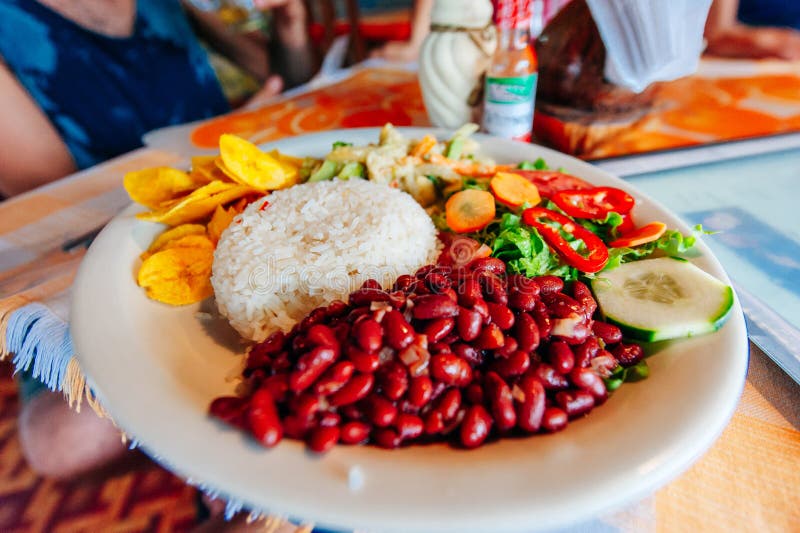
[512,170,593,198]
[617,213,636,235]
[551,187,635,219]
[522,207,609,273]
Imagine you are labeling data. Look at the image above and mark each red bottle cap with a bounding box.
[492,0,533,29]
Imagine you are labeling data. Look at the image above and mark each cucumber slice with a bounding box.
[591,257,734,342]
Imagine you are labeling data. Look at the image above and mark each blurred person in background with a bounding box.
[0,0,314,198]
[705,0,800,59]
[2,0,312,479]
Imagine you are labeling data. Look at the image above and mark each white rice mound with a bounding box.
[212,179,441,342]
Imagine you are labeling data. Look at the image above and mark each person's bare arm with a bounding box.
[182,2,272,82]
[370,0,434,62]
[705,0,800,60]
[0,61,76,197]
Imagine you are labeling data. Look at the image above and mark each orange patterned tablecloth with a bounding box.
[154,61,800,161]
[189,67,430,150]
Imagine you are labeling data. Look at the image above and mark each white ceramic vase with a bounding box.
[419,0,497,129]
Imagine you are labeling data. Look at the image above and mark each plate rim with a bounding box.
[71,127,749,532]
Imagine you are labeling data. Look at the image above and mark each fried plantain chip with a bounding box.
[137,247,214,305]
[190,155,230,184]
[141,232,214,261]
[145,224,207,255]
[124,167,199,209]
[219,134,299,191]
[136,181,254,226]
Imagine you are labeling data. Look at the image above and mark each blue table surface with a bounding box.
[614,147,800,381]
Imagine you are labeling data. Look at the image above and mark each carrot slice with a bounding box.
[445,189,496,233]
[411,134,437,157]
[609,222,667,248]
[490,171,541,208]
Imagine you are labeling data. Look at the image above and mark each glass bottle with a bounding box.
[482,0,538,141]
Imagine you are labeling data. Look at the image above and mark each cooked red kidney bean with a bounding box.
[535,275,564,296]
[471,257,506,275]
[209,396,248,428]
[377,361,409,400]
[572,281,597,319]
[475,323,505,350]
[339,403,364,422]
[407,376,434,408]
[452,342,483,366]
[430,353,473,386]
[290,393,320,420]
[494,336,519,358]
[339,421,370,444]
[395,413,425,440]
[247,389,282,447]
[306,324,339,350]
[461,405,493,448]
[282,415,312,439]
[555,390,595,418]
[425,272,452,293]
[613,343,645,366]
[345,343,380,373]
[329,374,374,407]
[508,288,538,312]
[307,425,340,453]
[349,288,391,306]
[549,341,575,374]
[515,374,546,432]
[541,407,568,432]
[570,368,608,403]
[288,346,337,392]
[465,382,484,405]
[472,299,491,324]
[532,300,553,339]
[257,331,287,355]
[490,350,531,378]
[424,410,445,435]
[487,302,515,330]
[479,272,508,304]
[372,427,402,449]
[423,317,455,343]
[591,321,622,345]
[354,319,383,353]
[412,294,460,319]
[459,278,483,307]
[485,372,517,431]
[383,310,415,350]
[313,361,355,396]
[533,363,570,390]
[363,394,398,427]
[325,300,348,318]
[435,388,462,420]
[392,274,415,291]
[547,293,585,319]
[574,337,600,368]
[456,308,482,341]
[515,313,541,353]
[261,374,289,403]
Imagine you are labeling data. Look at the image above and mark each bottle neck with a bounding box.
[497,23,531,51]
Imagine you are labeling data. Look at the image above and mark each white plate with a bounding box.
[71,128,748,533]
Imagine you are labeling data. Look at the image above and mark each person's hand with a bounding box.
[253,0,308,49]
[706,26,800,61]
[370,40,423,63]
[244,74,284,108]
